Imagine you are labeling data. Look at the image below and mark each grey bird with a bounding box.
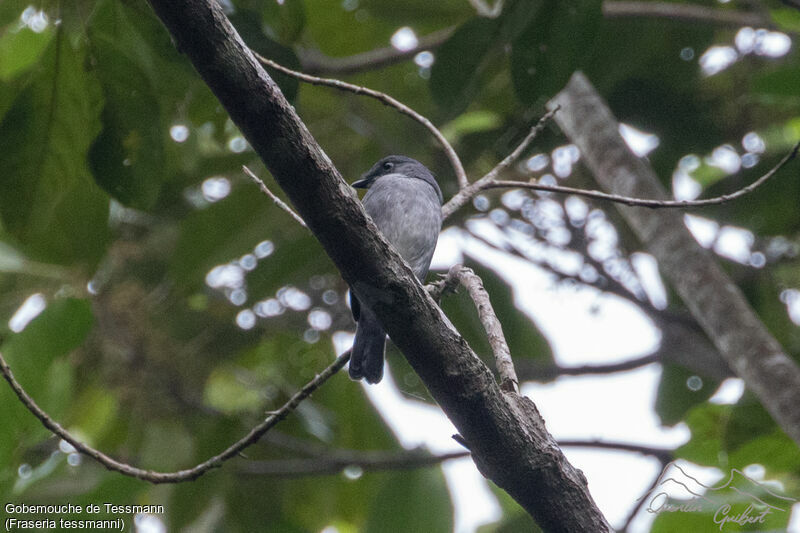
[349,155,443,384]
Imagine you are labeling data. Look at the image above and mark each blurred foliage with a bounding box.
[1,0,800,531]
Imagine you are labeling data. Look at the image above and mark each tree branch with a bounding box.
[239,449,470,477]
[472,146,798,210]
[144,1,611,529]
[446,264,519,392]
[255,52,469,189]
[548,72,800,447]
[517,353,662,381]
[255,55,799,214]
[465,227,731,382]
[238,440,671,477]
[603,1,772,28]
[558,440,672,463]
[442,107,558,219]
[298,27,454,76]
[243,165,308,228]
[621,463,670,532]
[0,349,350,483]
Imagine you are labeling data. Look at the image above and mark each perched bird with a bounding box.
[349,155,443,384]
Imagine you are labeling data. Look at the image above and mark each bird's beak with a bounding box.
[351,176,372,189]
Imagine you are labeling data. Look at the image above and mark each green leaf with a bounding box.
[1,298,93,400]
[729,429,800,473]
[204,365,264,414]
[440,110,502,143]
[753,64,800,97]
[771,8,800,33]
[675,403,727,466]
[0,241,68,278]
[364,468,453,533]
[650,509,724,533]
[0,297,91,465]
[261,0,306,45]
[655,364,719,426]
[0,1,30,28]
[0,31,109,267]
[723,393,777,452]
[0,24,53,80]
[689,161,727,188]
[510,0,602,104]
[87,0,166,210]
[140,421,195,471]
[68,387,119,444]
[429,17,502,116]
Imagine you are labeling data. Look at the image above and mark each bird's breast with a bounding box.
[362,176,442,279]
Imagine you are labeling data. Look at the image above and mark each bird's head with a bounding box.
[352,155,443,204]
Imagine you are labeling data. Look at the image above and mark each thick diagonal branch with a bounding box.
[144,1,611,529]
[548,72,800,446]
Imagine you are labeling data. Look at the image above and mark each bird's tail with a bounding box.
[349,307,386,384]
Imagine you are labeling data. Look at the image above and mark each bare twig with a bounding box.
[254,52,469,189]
[442,108,559,219]
[252,56,799,217]
[0,349,350,483]
[446,141,799,215]
[239,449,470,477]
[621,459,671,532]
[558,440,672,463]
[603,1,772,28]
[517,353,662,381]
[298,27,454,76]
[243,165,308,228]
[486,106,561,183]
[445,264,519,392]
[241,439,670,477]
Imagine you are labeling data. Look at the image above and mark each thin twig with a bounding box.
[517,353,662,381]
[455,140,799,211]
[558,440,672,463]
[254,52,469,189]
[445,264,519,392]
[249,57,797,217]
[487,106,561,183]
[239,449,470,477]
[241,439,671,478]
[621,456,672,532]
[298,27,454,76]
[603,1,772,28]
[442,108,559,219]
[0,349,350,483]
[243,165,308,228]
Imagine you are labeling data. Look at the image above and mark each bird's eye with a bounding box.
[382,161,394,171]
